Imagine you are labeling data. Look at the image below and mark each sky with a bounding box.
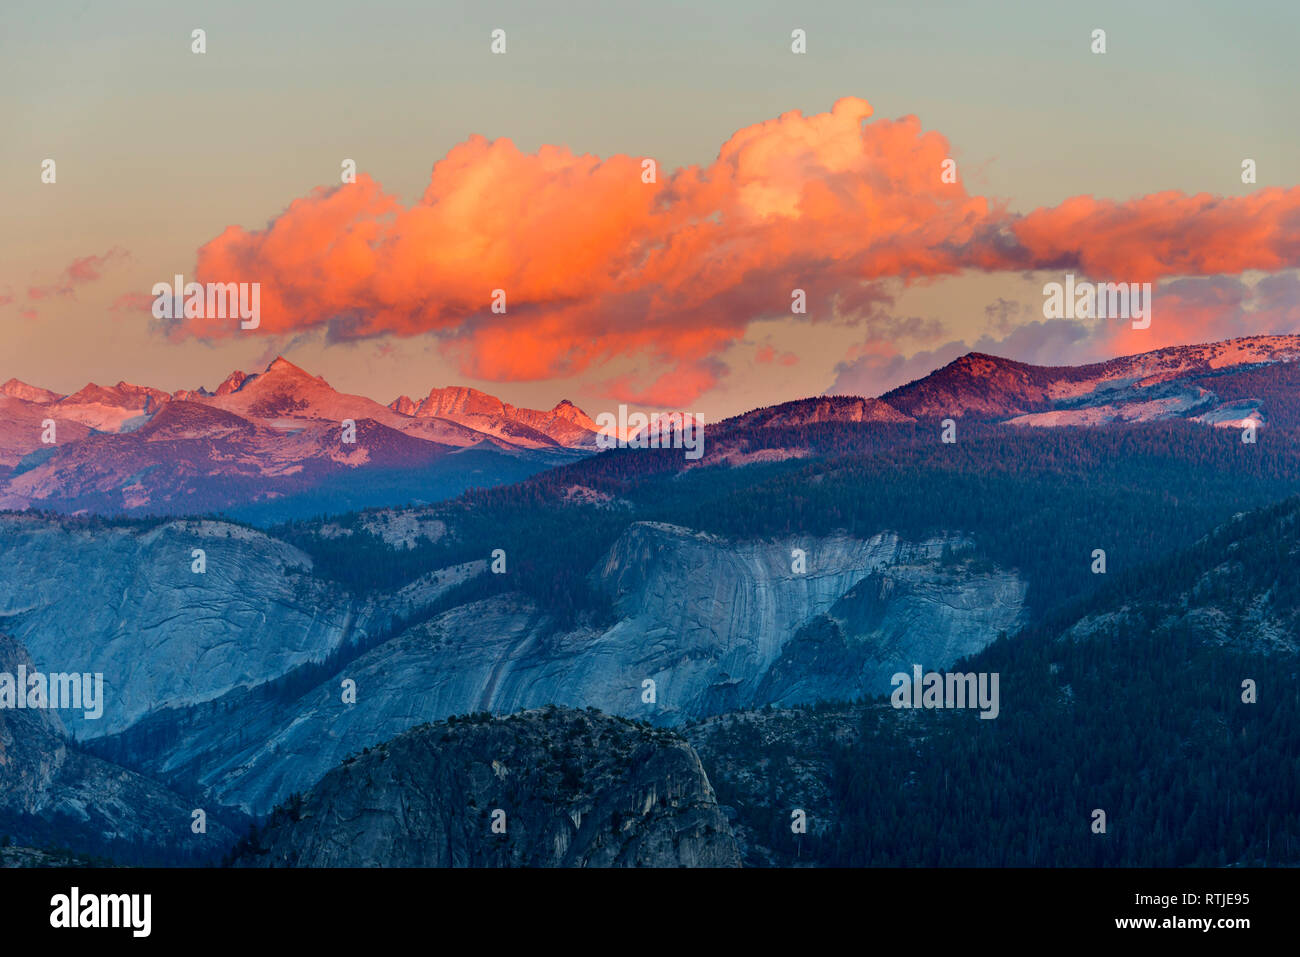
[3,0,1299,421]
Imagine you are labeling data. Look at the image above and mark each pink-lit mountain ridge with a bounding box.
[686,334,1300,467]
[0,357,601,521]
[878,334,1300,427]
[2,335,1299,520]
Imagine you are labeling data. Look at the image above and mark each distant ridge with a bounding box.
[879,334,1300,427]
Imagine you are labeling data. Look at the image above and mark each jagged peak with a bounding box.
[0,378,61,403]
[548,398,596,424]
[264,355,312,376]
[422,384,494,400]
[113,380,169,397]
[214,370,249,396]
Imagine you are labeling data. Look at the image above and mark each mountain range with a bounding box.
[0,357,601,522]
[2,335,1298,522]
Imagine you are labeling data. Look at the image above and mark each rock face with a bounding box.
[0,515,360,738]
[589,523,1026,719]
[755,559,1026,703]
[102,594,559,815]
[0,633,240,864]
[234,707,741,868]
[0,507,1025,817]
[90,522,1025,815]
[0,512,485,748]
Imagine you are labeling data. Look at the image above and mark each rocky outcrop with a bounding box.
[756,558,1026,704]
[234,706,741,868]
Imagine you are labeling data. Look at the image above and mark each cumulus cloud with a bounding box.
[175,97,1300,404]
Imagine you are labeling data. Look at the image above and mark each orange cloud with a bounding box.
[1010,191,1300,279]
[181,98,1300,402]
[601,358,728,408]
